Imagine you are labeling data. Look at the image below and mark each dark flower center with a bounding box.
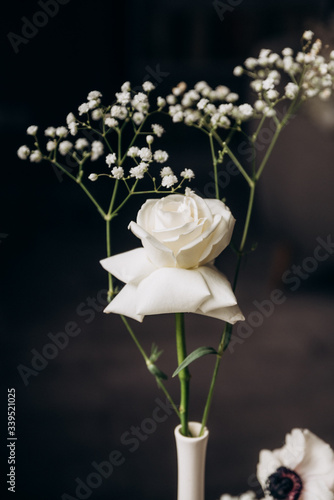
[267,466,303,500]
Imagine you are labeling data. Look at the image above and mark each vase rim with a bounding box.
[174,421,209,441]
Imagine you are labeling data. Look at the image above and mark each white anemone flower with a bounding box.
[257,428,334,500]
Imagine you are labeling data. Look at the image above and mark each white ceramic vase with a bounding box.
[174,421,209,500]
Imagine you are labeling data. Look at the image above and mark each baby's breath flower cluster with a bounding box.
[167,31,334,138]
[18,82,194,194]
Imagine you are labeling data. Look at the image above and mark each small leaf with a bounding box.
[172,346,218,377]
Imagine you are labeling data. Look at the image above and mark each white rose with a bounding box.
[257,428,334,500]
[101,190,244,323]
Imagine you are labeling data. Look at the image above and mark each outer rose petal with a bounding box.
[103,263,244,324]
[104,283,144,321]
[136,267,211,315]
[100,248,156,284]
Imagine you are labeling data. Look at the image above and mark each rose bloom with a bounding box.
[101,189,244,323]
[257,428,334,500]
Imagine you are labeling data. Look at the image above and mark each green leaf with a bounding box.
[172,346,218,377]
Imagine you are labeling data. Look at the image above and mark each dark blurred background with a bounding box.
[1,1,334,499]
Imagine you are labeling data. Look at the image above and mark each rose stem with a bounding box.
[175,312,191,436]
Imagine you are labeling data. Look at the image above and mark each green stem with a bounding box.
[223,144,253,187]
[175,313,190,436]
[209,133,219,200]
[120,315,180,418]
[53,161,106,218]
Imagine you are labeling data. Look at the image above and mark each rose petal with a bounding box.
[100,248,156,284]
[135,267,211,315]
[197,265,238,310]
[129,221,177,267]
[104,283,144,322]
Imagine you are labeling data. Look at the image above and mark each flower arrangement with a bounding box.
[18,30,334,499]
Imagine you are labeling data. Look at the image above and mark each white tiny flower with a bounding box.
[146,135,154,145]
[121,81,131,92]
[44,127,56,138]
[139,147,152,162]
[172,82,187,96]
[161,174,178,188]
[266,89,279,100]
[46,140,57,152]
[268,52,280,65]
[250,79,263,92]
[87,90,102,101]
[296,52,305,63]
[133,111,145,125]
[215,85,230,100]
[75,138,89,150]
[132,92,149,113]
[166,94,177,105]
[88,173,98,181]
[59,140,73,156]
[17,145,30,160]
[254,100,266,112]
[180,168,195,180]
[91,109,103,121]
[78,103,90,115]
[111,105,128,119]
[151,123,165,137]
[127,146,140,157]
[27,125,38,135]
[130,162,148,179]
[330,50,334,60]
[197,98,209,110]
[285,82,299,100]
[282,47,293,57]
[157,96,167,108]
[262,77,275,90]
[217,115,231,128]
[105,117,119,128]
[111,166,124,179]
[233,66,243,76]
[160,166,174,177]
[303,30,314,41]
[106,153,117,166]
[237,103,254,120]
[154,150,168,163]
[66,112,76,125]
[116,91,131,105]
[30,150,42,163]
[226,92,239,103]
[218,103,233,115]
[263,106,276,117]
[142,81,155,92]
[194,81,210,94]
[172,111,184,122]
[88,99,100,110]
[56,126,68,138]
[68,122,78,136]
[244,57,258,69]
[91,141,104,161]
